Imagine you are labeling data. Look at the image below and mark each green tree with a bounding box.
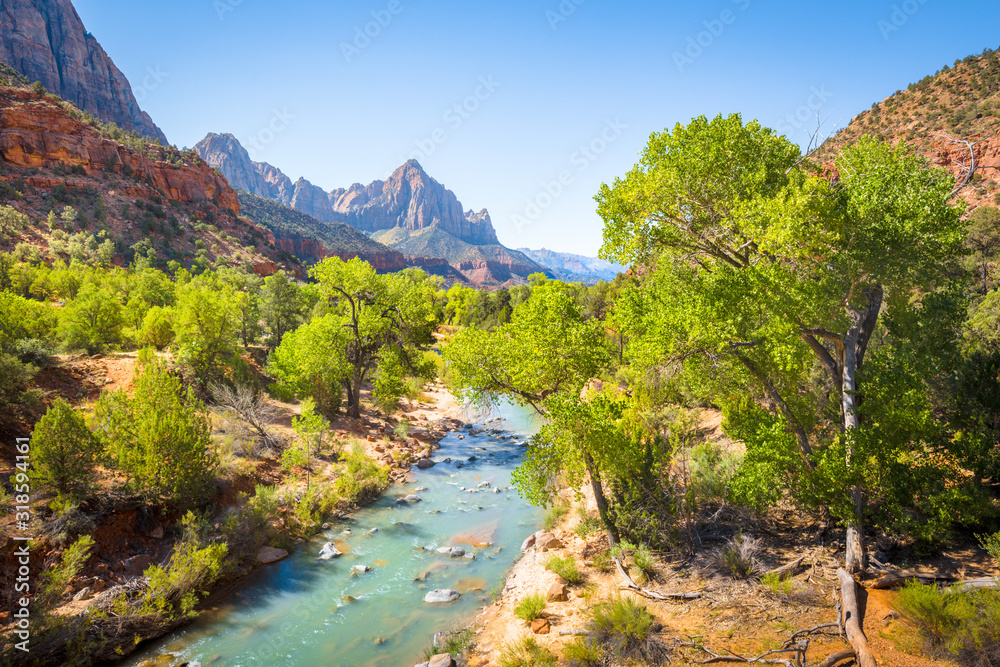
[138,306,175,350]
[219,267,263,348]
[599,115,965,571]
[174,278,240,386]
[310,257,438,418]
[259,271,305,349]
[58,283,124,354]
[30,399,100,500]
[964,206,1000,295]
[95,355,216,507]
[269,313,349,416]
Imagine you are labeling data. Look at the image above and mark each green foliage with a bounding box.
[260,271,305,349]
[173,277,240,385]
[760,571,794,596]
[497,635,558,667]
[30,399,101,500]
[310,257,440,418]
[611,540,656,579]
[138,306,175,349]
[562,636,602,666]
[269,313,348,416]
[142,536,228,618]
[0,352,41,424]
[588,596,661,663]
[37,535,94,608]
[513,592,547,621]
[58,283,123,354]
[897,581,1000,665]
[95,356,216,507]
[0,204,30,241]
[545,554,583,584]
[979,531,1000,567]
[688,441,741,507]
[543,499,569,530]
[333,444,390,506]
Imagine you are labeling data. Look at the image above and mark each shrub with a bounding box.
[897,581,1000,666]
[979,531,1000,567]
[545,554,583,584]
[760,571,793,596]
[611,540,657,580]
[333,445,389,506]
[543,500,569,530]
[142,537,228,618]
[689,441,741,505]
[14,338,54,367]
[589,596,666,663]
[513,592,547,622]
[574,507,603,538]
[138,306,175,350]
[711,533,761,579]
[37,534,94,608]
[497,635,557,667]
[562,636,602,666]
[30,399,101,500]
[95,356,216,508]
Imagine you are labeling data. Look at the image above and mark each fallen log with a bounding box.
[614,557,703,600]
[872,570,956,589]
[817,650,856,667]
[837,568,877,667]
[945,577,1000,593]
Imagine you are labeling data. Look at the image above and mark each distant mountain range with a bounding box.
[195,132,549,286]
[516,248,626,284]
[0,0,167,143]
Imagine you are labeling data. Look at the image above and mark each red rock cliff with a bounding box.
[0,89,238,214]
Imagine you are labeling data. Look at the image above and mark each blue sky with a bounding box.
[74,0,999,256]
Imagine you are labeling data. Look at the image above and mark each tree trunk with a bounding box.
[842,321,867,574]
[585,452,619,545]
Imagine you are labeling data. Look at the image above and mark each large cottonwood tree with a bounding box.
[599,115,963,572]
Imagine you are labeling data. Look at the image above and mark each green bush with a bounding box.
[689,441,741,505]
[497,635,557,667]
[545,554,583,584]
[138,306,175,350]
[543,500,569,530]
[37,534,94,608]
[589,596,665,663]
[142,537,228,618]
[513,592,547,622]
[562,636,602,666]
[979,531,1000,567]
[95,356,216,508]
[897,581,1000,666]
[333,445,390,506]
[30,399,101,500]
[760,571,793,596]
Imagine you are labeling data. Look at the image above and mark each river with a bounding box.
[123,400,544,667]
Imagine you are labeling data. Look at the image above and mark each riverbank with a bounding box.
[115,387,545,667]
[458,481,998,667]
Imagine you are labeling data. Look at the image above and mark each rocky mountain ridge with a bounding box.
[817,46,1000,212]
[517,247,625,284]
[194,133,499,245]
[0,86,295,276]
[0,0,168,143]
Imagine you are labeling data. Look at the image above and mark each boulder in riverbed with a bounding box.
[428,655,454,667]
[436,546,466,558]
[424,589,461,603]
[319,542,342,560]
[257,546,289,564]
[396,494,422,504]
[415,458,436,469]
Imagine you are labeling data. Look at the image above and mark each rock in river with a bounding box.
[424,589,461,604]
[415,458,436,469]
[397,494,422,504]
[436,546,466,558]
[257,546,288,564]
[319,542,342,560]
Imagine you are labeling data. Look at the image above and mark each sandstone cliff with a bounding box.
[0,89,236,211]
[0,0,167,143]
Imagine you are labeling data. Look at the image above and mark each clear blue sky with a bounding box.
[74,0,999,256]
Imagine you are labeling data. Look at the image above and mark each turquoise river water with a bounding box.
[123,400,544,667]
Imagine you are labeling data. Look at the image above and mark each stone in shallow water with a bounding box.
[319,542,342,560]
[396,494,422,504]
[415,458,435,469]
[424,589,461,604]
[257,546,288,564]
[436,546,466,558]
